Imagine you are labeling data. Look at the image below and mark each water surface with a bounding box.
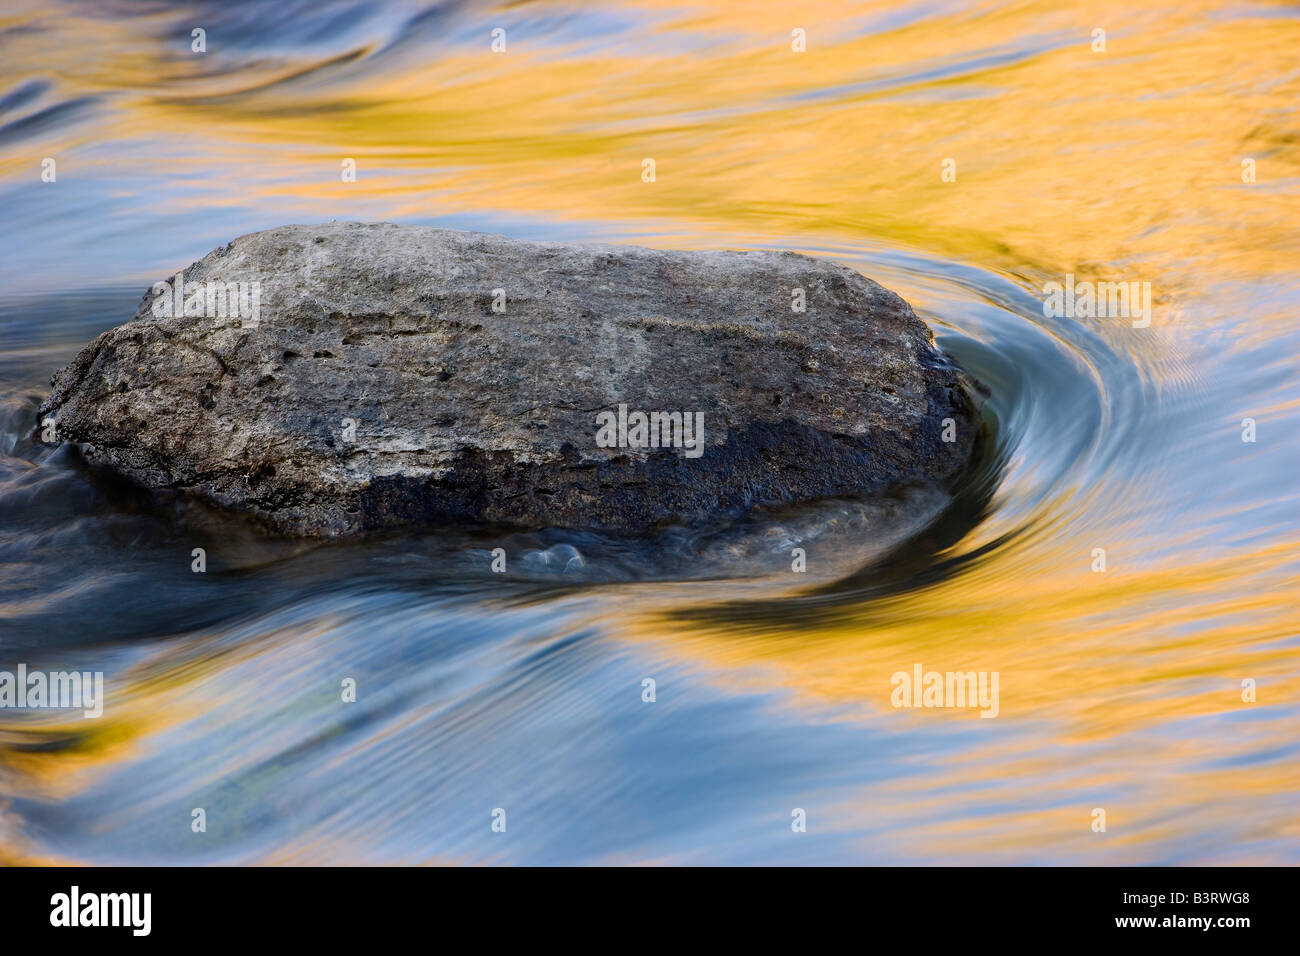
[1,0,1297,864]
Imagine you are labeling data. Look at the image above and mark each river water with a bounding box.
[0,0,1297,864]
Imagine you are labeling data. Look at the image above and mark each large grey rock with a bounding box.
[38,222,983,537]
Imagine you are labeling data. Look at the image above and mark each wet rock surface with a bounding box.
[38,222,983,536]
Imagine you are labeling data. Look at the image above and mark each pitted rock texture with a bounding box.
[39,222,983,536]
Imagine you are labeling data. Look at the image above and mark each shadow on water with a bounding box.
[0,288,1006,649]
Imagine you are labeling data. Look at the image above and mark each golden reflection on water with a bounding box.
[4,1,1297,288]
[115,5,1300,275]
[618,543,1300,726]
[0,0,1297,863]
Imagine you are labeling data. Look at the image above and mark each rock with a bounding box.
[38,222,983,537]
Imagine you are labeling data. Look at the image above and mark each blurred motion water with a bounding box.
[0,0,1297,864]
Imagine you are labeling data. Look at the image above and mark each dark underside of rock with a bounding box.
[38,222,984,537]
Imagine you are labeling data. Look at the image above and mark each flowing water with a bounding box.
[0,0,1297,864]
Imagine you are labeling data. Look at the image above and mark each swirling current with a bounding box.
[0,0,1297,864]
